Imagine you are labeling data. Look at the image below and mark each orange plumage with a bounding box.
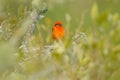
[52,21,65,41]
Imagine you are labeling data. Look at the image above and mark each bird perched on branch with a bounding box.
[52,21,65,41]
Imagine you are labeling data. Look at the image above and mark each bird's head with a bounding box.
[54,21,63,27]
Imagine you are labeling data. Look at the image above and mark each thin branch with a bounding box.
[20,8,48,53]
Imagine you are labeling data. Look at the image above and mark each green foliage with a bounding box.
[91,2,99,21]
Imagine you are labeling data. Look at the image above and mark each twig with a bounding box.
[20,8,48,54]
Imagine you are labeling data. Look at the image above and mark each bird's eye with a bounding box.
[59,24,62,26]
[55,24,62,26]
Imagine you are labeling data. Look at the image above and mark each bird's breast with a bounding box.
[52,26,64,40]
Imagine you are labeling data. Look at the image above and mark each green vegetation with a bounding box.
[0,0,120,80]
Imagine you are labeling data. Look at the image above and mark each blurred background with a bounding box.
[0,0,120,80]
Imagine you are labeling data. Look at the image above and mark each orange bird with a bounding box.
[52,21,65,41]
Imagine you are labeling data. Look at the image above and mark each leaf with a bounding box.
[91,2,99,21]
[112,13,119,25]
